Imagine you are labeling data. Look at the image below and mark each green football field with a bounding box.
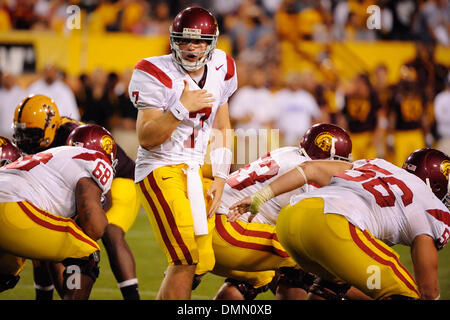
[1,208,449,300]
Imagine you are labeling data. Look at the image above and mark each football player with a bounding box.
[129,6,236,299]
[0,124,116,299]
[229,148,450,299]
[0,136,21,166]
[12,94,141,300]
[210,123,354,300]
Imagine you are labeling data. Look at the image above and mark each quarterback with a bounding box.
[0,125,116,299]
[229,148,450,299]
[129,6,236,299]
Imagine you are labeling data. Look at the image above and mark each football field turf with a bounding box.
[2,208,449,300]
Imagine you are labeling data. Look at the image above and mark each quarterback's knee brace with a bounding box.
[277,267,317,291]
[62,251,100,282]
[0,274,20,293]
[308,277,351,300]
[225,278,269,300]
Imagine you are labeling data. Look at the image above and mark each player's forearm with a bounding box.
[411,235,440,300]
[75,178,108,240]
[137,111,180,150]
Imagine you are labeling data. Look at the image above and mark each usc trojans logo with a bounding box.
[314,132,334,152]
[441,160,450,180]
[100,135,114,155]
[0,137,6,147]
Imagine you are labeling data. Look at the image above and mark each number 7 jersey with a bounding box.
[0,146,114,219]
[128,49,238,183]
[291,158,450,250]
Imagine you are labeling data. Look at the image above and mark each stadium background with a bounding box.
[0,0,449,299]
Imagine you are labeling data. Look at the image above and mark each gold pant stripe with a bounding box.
[215,214,289,258]
[19,201,99,251]
[138,178,184,265]
[349,223,419,296]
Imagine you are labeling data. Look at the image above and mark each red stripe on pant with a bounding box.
[215,215,289,258]
[145,173,193,265]
[139,180,182,265]
[17,202,99,251]
[348,223,419,296]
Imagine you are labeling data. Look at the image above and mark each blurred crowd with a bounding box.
[0,0,449,45]
[0,0,449,164]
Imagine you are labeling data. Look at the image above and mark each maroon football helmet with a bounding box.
[300,123,353,162]
[66,124,117,168]
[0,136,21,167]
[403,148,450,209]
[169,6,219,72]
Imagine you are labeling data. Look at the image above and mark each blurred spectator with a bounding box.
[433,72,450,155]
[383,0,417,40]
[121,0,148,33]
[0,0,11,31]
[142,1,171,35]
[89,0,122,33]
[75,68,108,125]
[27,63,81,120]
[275,0,302,43]
[338,72,384,160]
[210,0,242,31]
[229,67,276,131]
[227,0,274,58]
[387,64,428,166]
[273,71,324,146]
[0,72,26,138]
[10,0,37,29]
[405,42,449,103]
[412,0,450,46]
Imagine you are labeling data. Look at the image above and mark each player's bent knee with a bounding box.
[225,278,269,300]
[277,267,316,292]
[0,274,20,293]
[62,251,100,282]
[308,277,351,300]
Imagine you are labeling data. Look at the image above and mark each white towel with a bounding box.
[184,163,209,235]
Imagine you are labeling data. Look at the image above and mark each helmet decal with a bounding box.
[441,160,450,180]
[101,135,115,156]
[0,137,7,147]
[314,132,334,153]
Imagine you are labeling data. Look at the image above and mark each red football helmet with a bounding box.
[0,136,21,167]
[66,124,117,169]
[403,148,450,209]
[169,6,219,72]
[300,123,353,162]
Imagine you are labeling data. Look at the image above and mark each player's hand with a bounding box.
[207,177,225,218]
[180,80,215,112]
[227,197,252,222]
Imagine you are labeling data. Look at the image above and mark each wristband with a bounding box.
[210,147,232,180]
[249,185,274,215]
[169,101,189,121]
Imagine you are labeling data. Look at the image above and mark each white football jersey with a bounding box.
[0,146,114,219]
[217,147,315,225]
[291,158,450,250]
[128,49,238,183]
